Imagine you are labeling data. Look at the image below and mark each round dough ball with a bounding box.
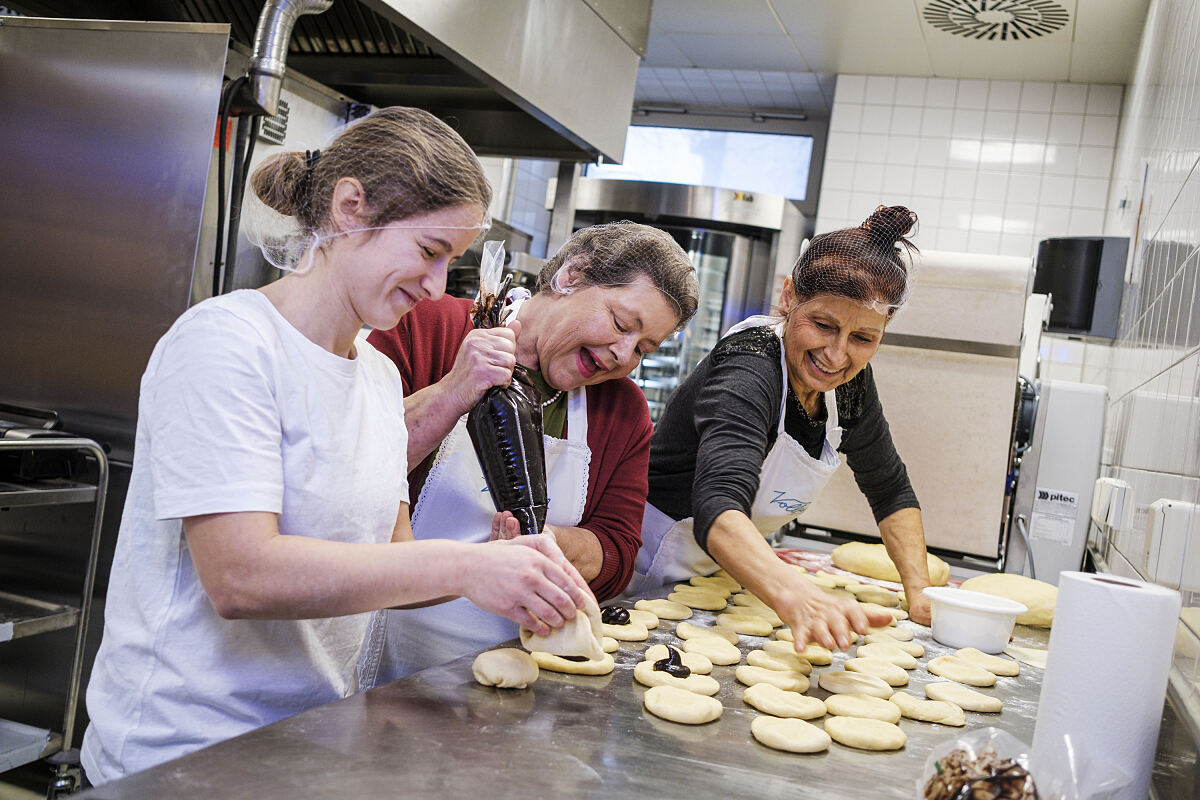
[750,716,831,754]
[864,634,924,657]
[824,715,907,751]
[716,614,774,636]
[633,659,720,695]
[746,649,813,675]
[742,683,825,719]
[844,657,909,687]
[818,670,894,699]
[676,621,739,645]
[960,573,1056,627]
[636,598,693,620]
[856,642,917,669]
[643,684,723,725]
[531,651,615,676]
[601,636,619,654]
[602,620,649,641]
[890,691,966,726]
[925,681,1003,712]
[472,648,539,689]
[627,608,659,629]
[824,692,902,723]
[683,635,742,666]
[832,541,950,586]
[927,655,997,687]
[645,643,713,675]
[735,664,810,693]
[955,647,1020,676]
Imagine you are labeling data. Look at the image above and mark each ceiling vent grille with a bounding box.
[922,0,1069,40]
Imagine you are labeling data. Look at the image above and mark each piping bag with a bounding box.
[466,240,549,536]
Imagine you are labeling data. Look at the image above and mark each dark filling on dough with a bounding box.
[601,606,630,625]
[652,645,691,678]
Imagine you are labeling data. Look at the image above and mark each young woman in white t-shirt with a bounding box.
[81,107,593,785]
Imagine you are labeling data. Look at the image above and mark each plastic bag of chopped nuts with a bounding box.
[919,728,1040,800]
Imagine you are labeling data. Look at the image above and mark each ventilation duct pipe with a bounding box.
[246,0,333,116]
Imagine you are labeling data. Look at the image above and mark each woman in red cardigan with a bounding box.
[361,221,699,683]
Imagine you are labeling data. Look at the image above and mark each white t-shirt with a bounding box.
[81,290,408,784]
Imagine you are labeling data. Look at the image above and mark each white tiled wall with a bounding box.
[476,156,557,258]
[817,75,1123,260]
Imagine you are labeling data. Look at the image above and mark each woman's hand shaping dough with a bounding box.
[775,576,893,651]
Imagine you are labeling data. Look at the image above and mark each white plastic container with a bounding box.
[923,587,1028,653]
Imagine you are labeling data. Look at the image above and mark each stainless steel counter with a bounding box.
[80,607,1048,799]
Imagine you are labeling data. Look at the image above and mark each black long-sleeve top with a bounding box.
[648,325,919,553]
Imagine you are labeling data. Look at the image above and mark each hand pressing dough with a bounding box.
[742,683,825,719]
[602,636,619,653]
[635,598,692,621]
[643,684,723,725]
[845,657,909,686]
[864,634,924,657]
[856,642,918,669]
[667,589,728,611]
[634,659,720,695]
[645,644,713,675]
[798,643,835,665]
[736,665,810,692]
[824,692,902,723]
[847,584,900,607]
[832,541,950,586]
[531,650,614,676]
[960,573,1056,627]
[520,594,604,660]
[955,647,1020,676]
[927,655,997,687]
[925,681,1003,712]
[627,608,659,629]
[716,614,774,636]
[689,574,741,592]
[747,649,813,675]
[823,587,856,601]
[683,635,742,665]
[890,691,966,726]
[818,670,894,699]
[602,620,649,641]
[751,716,831,754]
[807,574,840,590]
[472,648,539,688]
[824,716,907,751]
[677,621,739,645]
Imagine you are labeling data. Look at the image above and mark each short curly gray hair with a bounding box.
[535,221,698,331]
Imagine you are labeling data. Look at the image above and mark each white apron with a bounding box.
[359,387,591,686]
[625,315,843,597]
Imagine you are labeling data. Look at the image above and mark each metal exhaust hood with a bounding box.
[8,0,647,161]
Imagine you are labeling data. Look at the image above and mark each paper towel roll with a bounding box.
[1031,571,1181,800]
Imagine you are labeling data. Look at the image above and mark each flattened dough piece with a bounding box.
[1003,644,1048,669]
[689,574,741,592]
[824,692,902,723]
[762,639,832,665]
[602,636,619,653]
[847,584,900,607]
[927,655,997,687]
[645,644,713,675]
[824,716,907,751]
[818,670,894,699]
[890,691,966,726]
[683,635,742,665]
[602,620,649,641]
[627,608,659,629]
[633,659,720,695]
[674,582,732,599]
[832,541,950,586]
[774,627,795,643]
[643,685,723,724]
[955,647,1020,676]
[742,683,826,719]
[864,634,924,657]
[472,648,539,688]
[668,589,728,611]
[746,649,813,675]
[676,621,739,645]
[960,573,1056,627]
[856,642,918,669]
[925,681,1003,712]
[751,716,831,754]
[520,594,604,660]
[724,606,783,627]
[845,657,909,686]
[716,614,774,636]
[636,598,692,621]
[867,625,913,640]
[861,601,908,621]
[531,650,615,676]
[735,664,810,693]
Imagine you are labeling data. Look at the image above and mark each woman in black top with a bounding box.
[631,206,935,649]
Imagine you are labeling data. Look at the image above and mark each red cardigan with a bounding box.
[367,295,650,601]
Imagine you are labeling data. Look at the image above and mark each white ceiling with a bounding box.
[635,0,1150,120]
